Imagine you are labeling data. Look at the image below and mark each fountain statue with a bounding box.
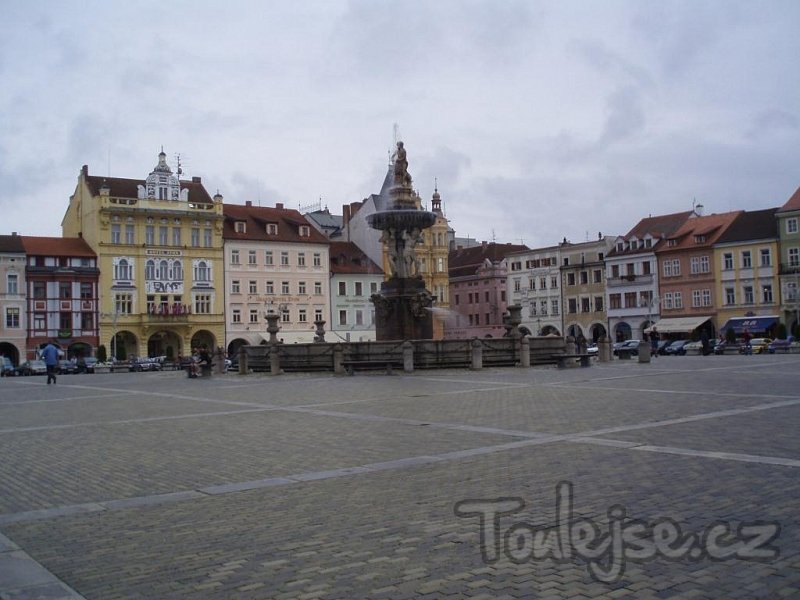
[368,142,436,340]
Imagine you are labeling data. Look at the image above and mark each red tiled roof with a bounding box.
[84,174,214,205]
[656,211,742,252]
[448,242,529,278]
[777,186,800,213]
[223,203,330,245]
[329,242,383,275]
[0,234,25,253]
[20,236,96,257]
[608,211,694,257]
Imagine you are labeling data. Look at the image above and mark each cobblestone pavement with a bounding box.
[1,355,799,599]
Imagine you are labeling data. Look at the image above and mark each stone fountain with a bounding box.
[368,142,436,340]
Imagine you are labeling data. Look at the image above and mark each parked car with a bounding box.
[16,360,47,376]
[613,339,640,356]
[586,344,598,357]
[664,340,690,355]
[77,357,98,373]
[767,336,798,354]
[740,338,772,354]
[683,339,716,355]
[129,357,163,372]
[58,360,78,375]
[1,356,16,377]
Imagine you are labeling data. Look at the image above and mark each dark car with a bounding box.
[1,356,16,377]
[77,357,98,373]
[613,339,640,357]
[17,360,48,376]
[664,340,689,355]
[768,336,798,354]
[58,360,78,375]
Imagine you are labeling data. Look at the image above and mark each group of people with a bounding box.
[187,347,212,378]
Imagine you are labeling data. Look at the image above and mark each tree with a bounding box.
[776,322,788,340]
[97,345,107,363]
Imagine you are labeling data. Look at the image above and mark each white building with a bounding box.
[223,201,331,350]
[328,241,383,342]
[506,245,564,336]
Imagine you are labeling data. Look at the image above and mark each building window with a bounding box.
[298,281,306,295]
[787,218,798,234]
[551,299,559,316]
[594,296,603,312]
[114,259,133,281]
[741,250,752,269]
[33,312,45,329]
[231,250,240,265]
[248,250,257,265]
[763,285,773,304]
[115,293,133,314]
[266,281,274,294]
[5,307,20,328]
[81,312,93,330]
[235,221,246,234]
[313,253,321,267]
[281,252,289,266]
[249,281,257,294]
[593,269,602,283]
[692,289,702,307]
[145,226,155,245]
[567,273,575,286]
[315,308,323,322]
[299,225,310,236]
[663,293,673,309]
[125,225,135,244]
[674,292,683,309]
[702,289,711,306]
[194,261,210,282]
[568,298,577,314]
[232,309,241,323]
[338,281,347,296]
[195,294,211,314]
[789,248,800,267]
[158,260,168,280]
[298,253,306,267]
[609,293,621,309]
[624,292,637,308]
[7,273,18,295]
[59,282,71,299]
[159,226,168,245]
[354,282,363,296]
[172,227,181,246]
[370,282,378,294]
[356,309,364,326]
[203,228,212,247]
[191,228,200,247]
[265,251,273,266]
[339,310,347,325]
[231,280,240,294]
[315,281,322,295]
[33,281,46,299]
[642,261,651,275]
[760,248,771,267]
[513,279,521,292]
[249,309,259,323]
[281,281,290,295]
[550,276,558,289]
[725,287,735,305]
[267,223,278,235]
[580,271,588,285]
[743,285,754,304]
[581,297,590,312]
[298,309,307,323]
[111,224,121,244]
[80,282,92,299]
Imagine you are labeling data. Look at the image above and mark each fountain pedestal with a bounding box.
[372,277,433,341]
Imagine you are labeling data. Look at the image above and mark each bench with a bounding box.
[342,360,405,375]
[551,353,591,368]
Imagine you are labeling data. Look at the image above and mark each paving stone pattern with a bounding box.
[1,355,799,599]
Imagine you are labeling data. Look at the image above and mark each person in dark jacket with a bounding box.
[41,341,60,385]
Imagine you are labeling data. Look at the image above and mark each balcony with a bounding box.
[606,274,654,287]
[146,304,192,321]
[780,263,800,275]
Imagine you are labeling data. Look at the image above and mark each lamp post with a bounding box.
[100,310,120,361]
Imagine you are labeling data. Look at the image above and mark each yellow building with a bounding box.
[61,151,226,360]
[713,209,781,337]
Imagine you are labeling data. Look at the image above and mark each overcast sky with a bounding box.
[2,0,799,247]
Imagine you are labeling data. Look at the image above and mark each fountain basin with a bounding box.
[367,209,437,231]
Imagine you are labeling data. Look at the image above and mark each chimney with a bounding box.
[482,240,487,247]
[343,205,351,227]
[276,202,284,210]
[81,165,88,176]
[245,200,252,207]
[192,176,201,183]
[11,232,17,236]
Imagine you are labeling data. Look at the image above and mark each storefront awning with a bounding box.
[719,316,778,334]
[644,316,712,334]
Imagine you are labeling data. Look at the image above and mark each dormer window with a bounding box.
[694,235,706,243]
[267,223,278,235]
[616,242,624,252]
[299,225,310,237]
[235,221,246,234]
[645,238,652,248]
[668,239,678,247]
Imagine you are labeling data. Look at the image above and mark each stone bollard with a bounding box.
[238,345,248,374]
[333,344,345,375]
[520,336,530,367]
[402,341,414,373]
[269,344,282,375]
[471,338,483,370]
[599,337,611,363]
[638,343,651,364]
[215,346,226,375]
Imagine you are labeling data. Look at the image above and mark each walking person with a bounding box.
[743,328,753,355]
[41,340,60,385]
[650,326,660,357]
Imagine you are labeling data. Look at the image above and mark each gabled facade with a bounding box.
[655,211,741,337]
[447,242,528,339]
[776,187,800,335]
[714,209,780,336]
[223,201,331,349]
[62,150,226,360]
[329,241,383,342]
[605,211,694,341]
[0,233,27,365]
[506,245,563,336]
[19,236,99,360]
[560,236,617,342]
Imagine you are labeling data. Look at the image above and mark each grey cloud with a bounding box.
[746,109,799,140]
[227,171,283,206]
[598,87,646,146]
